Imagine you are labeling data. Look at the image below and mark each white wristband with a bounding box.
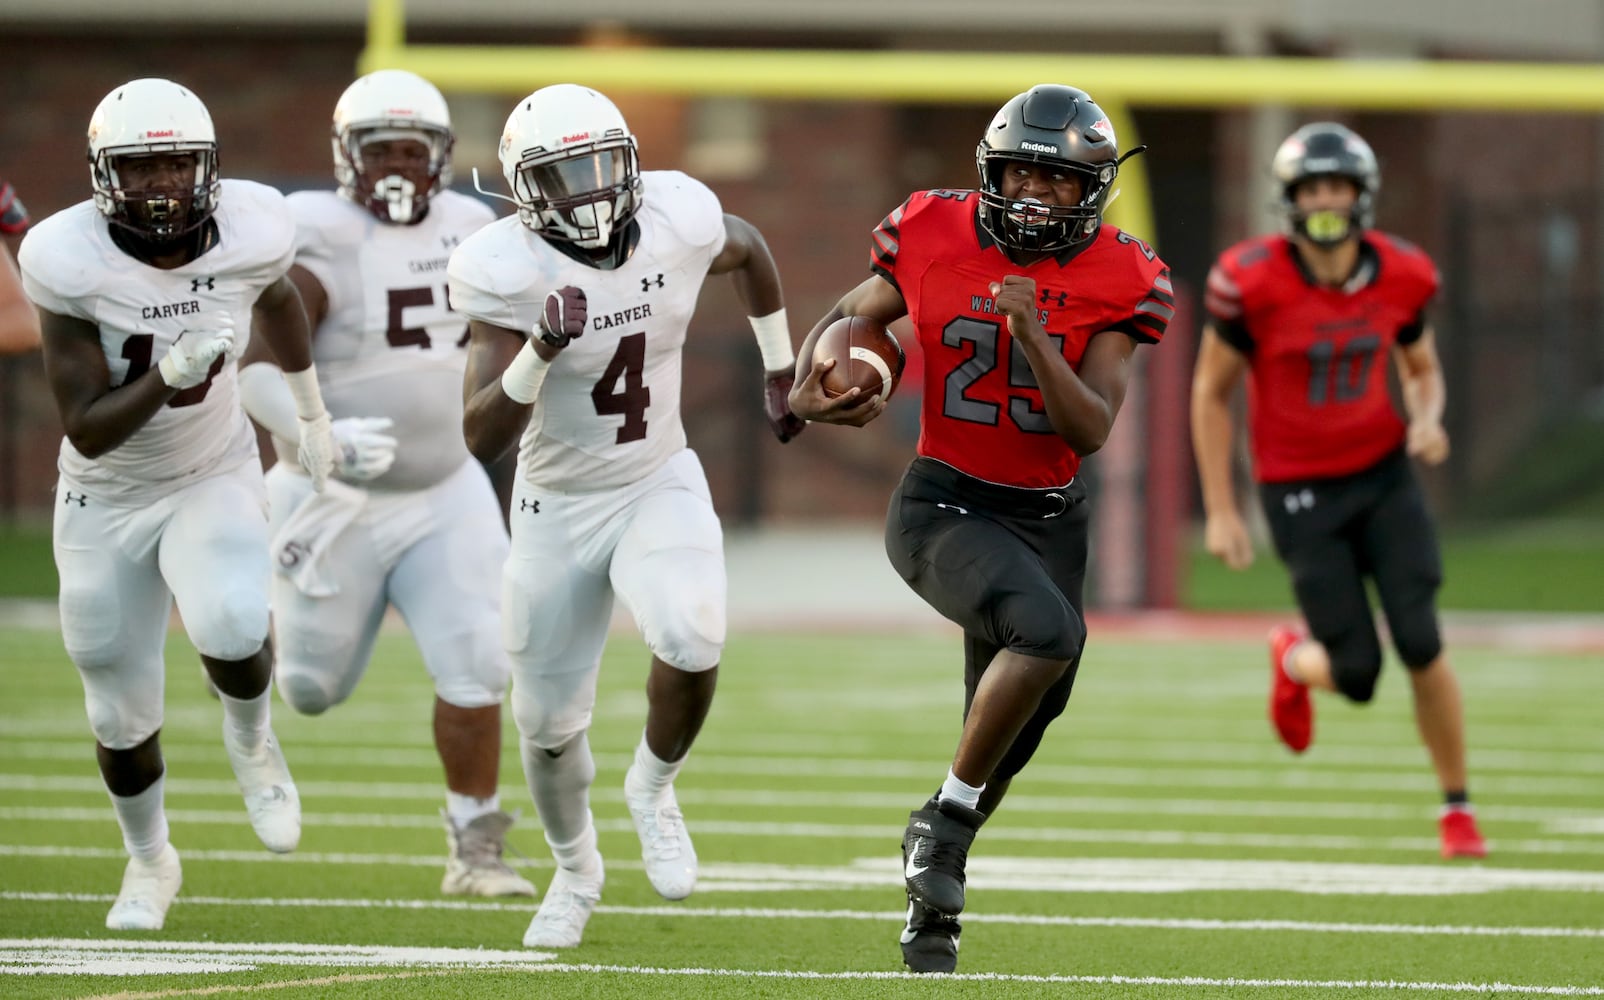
[282,366,327,420]
[749,309,795,372]
[501,339,551,405]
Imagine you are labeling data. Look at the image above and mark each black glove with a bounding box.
[537,285,588,349]
[763,369,806,443]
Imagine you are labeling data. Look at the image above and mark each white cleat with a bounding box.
[105,843,182,931]
[627,784,698,901]
[522,856,604,949]
[224,732,301,853]
[441,810,537,897]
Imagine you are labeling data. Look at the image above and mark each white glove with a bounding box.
[331,417,398,481]
[297,412,336,493]
[158,324,235,389]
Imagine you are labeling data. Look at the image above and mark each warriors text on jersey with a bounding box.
[279,189,494,490]
[871,189,1172,489]
[1205,233,1439,483]
[448,171,727,492]
[19,180,294,504]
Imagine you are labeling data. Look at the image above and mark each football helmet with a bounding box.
[1272,122,1379,247]
[87,78,220,242]
[499,84,642,253]
[332,69,454,224]
[975,84,1124,255]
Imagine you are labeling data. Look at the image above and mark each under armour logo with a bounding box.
[641,274,665,292]
[62,491,87,507]
[519,499,541,514]
[440,234,461,250]
[1038,289,1068,308]
[541,746,565,759]
[191,277,215,293]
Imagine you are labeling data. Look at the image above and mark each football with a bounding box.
[815,315,906,403]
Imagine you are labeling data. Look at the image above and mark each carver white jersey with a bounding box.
[275,188,495,491]
[19,179,293,505]
[448,170,727,492]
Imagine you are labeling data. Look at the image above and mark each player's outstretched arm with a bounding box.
[710,214,805,442]
[0,251,40,355]
[461,319,537,463]
[253,275,334,490]
[1190,325,1255,570]
[1395,328,1450,466]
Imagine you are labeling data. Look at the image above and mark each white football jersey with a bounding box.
[20,179,293,505]
[448,171,726,492]
[277,189,495,491]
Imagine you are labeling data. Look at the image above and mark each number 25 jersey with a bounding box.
[872,190,1172,489]
[1205,233,1439,483]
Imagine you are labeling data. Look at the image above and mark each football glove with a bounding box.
[158,323,235,389]
[763,368,806,443]
[331,416,399,481]
[297,412,337,493]
[536,285,588,349]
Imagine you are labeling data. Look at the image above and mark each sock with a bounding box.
[1280,641,1306,684]
[446,791,500,827]
[1444,789,1471,812]
[521,732,595,848]
[217,689,271,750]
[109,776,169,862]
[624,732,683,804]
[547,821,601,876]
[937,768,984,811]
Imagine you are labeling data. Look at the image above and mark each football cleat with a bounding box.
[522,855,604,948]
[900,896,962,974]
[224,731,301,853]
[1268,625,1314,754]
[441,809,537,897]
[902,798,984,917]
[105,843,182,931]
[1440,809,1488,860]
[626,782,697,901]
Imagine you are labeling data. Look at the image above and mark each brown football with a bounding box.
[815,315,906,403]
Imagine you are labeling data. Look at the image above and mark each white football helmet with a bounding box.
[332,69,454,225]
[499,84,642,251]
[87,78,220,241]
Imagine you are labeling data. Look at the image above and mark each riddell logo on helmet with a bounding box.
[384,107,417,116]
[562,132,591,143]
[1020,141,1058,154]
[143,130,177,139]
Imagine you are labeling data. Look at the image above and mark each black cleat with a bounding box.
[900,896,961,973]
[902,798,984,917]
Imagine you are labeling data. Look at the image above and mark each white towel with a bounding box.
[270,478,367,597]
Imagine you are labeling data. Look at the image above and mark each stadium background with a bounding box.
[2,0,1603,611]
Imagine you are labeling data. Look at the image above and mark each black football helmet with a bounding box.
[1272,122,1379,247]
[975,84,1133,255]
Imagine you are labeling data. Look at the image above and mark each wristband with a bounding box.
[501,339,551,405]
[282,366,328,420]
[749,309,795,372]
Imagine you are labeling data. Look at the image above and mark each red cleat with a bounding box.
[1440,810,1488,859]
[1268,626,1313,753]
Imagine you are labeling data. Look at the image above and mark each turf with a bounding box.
[1,624,1600,997]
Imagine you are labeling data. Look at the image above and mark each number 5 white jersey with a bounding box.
[448,170,727,493]
[282,188,495,491]
[19,180,294,505]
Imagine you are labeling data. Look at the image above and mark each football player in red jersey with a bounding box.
[790,84,1172,973]
[0,177,40,354]
[1191,122,1485,861]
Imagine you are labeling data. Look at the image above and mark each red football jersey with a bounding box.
[871,190,1171,488]
[1205,232,1439,483]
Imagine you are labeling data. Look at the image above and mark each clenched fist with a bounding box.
[536,285,588,349]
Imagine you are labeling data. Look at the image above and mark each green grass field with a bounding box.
[2,624,1601,998]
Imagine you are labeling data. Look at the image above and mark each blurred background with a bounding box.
[2,0,1602,616]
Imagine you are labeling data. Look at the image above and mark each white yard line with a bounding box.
[3,806,1602,855]
[6,894,1603,939]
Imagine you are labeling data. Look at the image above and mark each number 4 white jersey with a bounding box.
[448,170,726,493]
[283,189,495,491]
[19,180,294,505]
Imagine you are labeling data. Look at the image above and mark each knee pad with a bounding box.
[997,589,1085,662]
[1390,609,1443,671]
[421,618,510,710]
[1327,635,1385,703]
[276,668,339,716]
[511,672,595,749]
[645,593,725,673]
[188,588,268,662]
[85,685,162,750]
